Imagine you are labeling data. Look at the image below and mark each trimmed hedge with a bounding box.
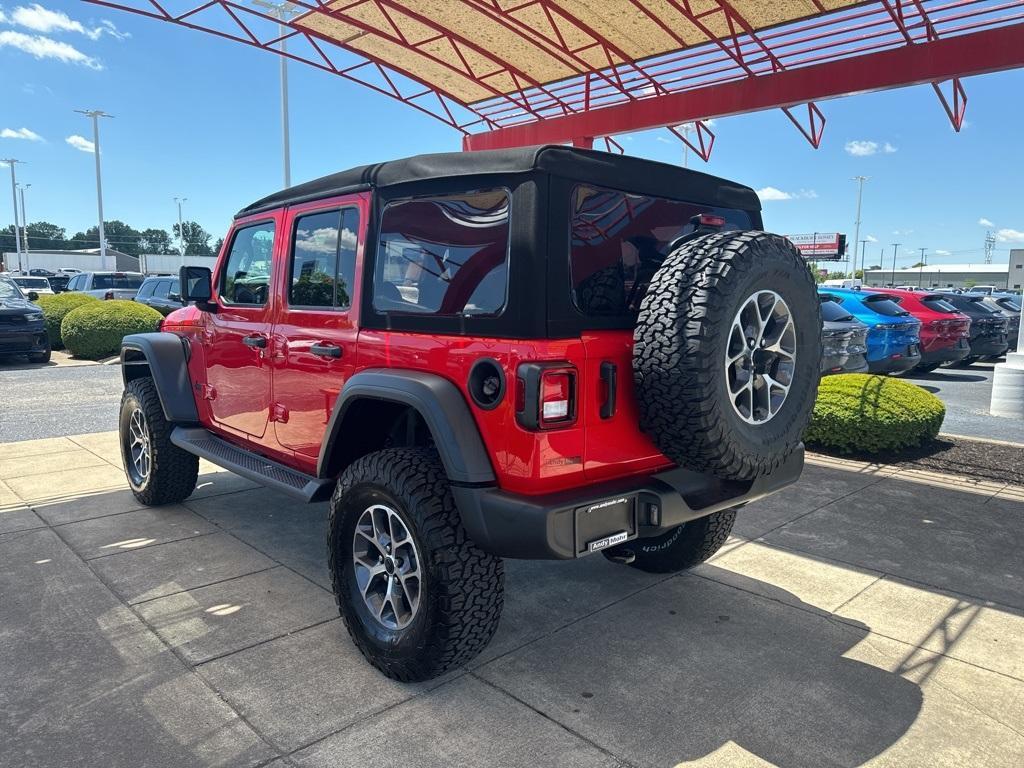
[61,300,163,360]
[804,373,945,454]
[35,292,99,349]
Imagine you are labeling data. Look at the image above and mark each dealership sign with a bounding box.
[787,233,846,261]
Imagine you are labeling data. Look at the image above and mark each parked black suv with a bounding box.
[938,292,1009,363]
[134,275,184,315]
[0,275,50,363]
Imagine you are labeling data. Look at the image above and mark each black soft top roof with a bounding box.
[236,145,761,219]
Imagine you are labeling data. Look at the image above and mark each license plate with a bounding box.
[907,344,920,356]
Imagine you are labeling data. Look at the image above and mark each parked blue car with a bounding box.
[817,287,922,373]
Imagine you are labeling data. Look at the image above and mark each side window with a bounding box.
[154,280,172,299]
[221,221,275,305]
[288,207,360,309]
[137,280,156,298]
[169,278,181,299]
[67,275,82,291]
[373,190,509,317]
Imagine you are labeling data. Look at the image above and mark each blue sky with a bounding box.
[2,1,1023,268]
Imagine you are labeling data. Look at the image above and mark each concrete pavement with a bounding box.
[1,431,1023,767]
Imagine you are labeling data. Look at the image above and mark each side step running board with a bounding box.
[171,427,334,503]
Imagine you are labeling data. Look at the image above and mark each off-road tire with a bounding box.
[119,377,199,505]
[328,448,504,682]
[603,509,737,573]
[633,231,821,480]
[577,265,626,315]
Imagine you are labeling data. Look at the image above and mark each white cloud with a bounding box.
[996,228,1024,243]
[1,126,42,141]
[66,134,94,153]
[2,4,127,40]
[883,142,897,153]
[845,140,878,156]
[866,235,878,243]
[0,30,101,68]
[756,186,817,201]
[934,249,951,256]
[978,217,994,227]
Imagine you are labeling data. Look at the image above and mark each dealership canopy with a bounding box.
[86,0,1024,157]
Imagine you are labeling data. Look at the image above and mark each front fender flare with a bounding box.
[121,333,199,424]
[318,369,496,486]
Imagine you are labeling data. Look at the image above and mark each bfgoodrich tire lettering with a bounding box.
[633,231,821,480]
[603,509,737,573]
[328,448,504,682]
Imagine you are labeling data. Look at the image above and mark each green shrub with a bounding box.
[61,301,163,360]
[35,292,99,349]
[804,373,945,454]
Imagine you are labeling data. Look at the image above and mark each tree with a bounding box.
[26,222,68,251]
[138,228,175,254]
[963,278,977,289]
[173,220,214,257]
[212,237,224,256]
[854,269,864,279]
[70,220,144,256]
[0,224,17,253]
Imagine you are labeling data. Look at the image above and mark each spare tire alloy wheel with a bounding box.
[352,504,421,630]
[726,290,797,424]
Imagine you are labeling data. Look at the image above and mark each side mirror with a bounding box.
[168,292,182,303]
[179,265,216,311]
[27,291,39,301]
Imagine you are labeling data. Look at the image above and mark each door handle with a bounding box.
[242,334,267,349]
[311,343,342,359]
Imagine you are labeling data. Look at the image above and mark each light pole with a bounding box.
[851,176,868,278]
[3,159,23,271]
[174,196,188,262]
[18,183,30,253]
[917,247,927,288]
[890,243,901,287]
[252,0,295,187]
[858,239,868,280]
[75,109,113,265]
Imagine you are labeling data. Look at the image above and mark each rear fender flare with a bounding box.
[318,369,496,486]
[120,333,199,424]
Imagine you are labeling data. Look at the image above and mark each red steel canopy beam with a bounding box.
[464,22,1024,151]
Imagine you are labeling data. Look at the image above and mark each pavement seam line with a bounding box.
[127,563,282,606]
[43,516,287,764]
[191,617,339,668]
[471,672,637,768]
[78,527,222,561]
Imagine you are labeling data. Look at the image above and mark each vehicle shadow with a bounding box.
[482,563,925,768]
[903,370,988,383]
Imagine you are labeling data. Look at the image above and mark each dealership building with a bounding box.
[863,249,1024,291]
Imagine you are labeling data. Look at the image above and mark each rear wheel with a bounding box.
[914,362,940,373]
[603,509,737,573]
[119,377,199,505]
[28,336,51,364]
[328,448,503,681]
[633,231,821,480]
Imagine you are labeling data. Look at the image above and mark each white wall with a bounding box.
[138,253,217,275]
[3,250,119,272]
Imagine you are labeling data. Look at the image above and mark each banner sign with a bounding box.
[786,233,846,261]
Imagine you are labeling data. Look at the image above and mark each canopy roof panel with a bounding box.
[86,0,1024,151]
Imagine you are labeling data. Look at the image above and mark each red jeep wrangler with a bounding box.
[119,146,821,681]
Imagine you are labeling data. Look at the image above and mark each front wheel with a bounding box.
[119,377,199,505]
[603,509,737,573]
[28,335,51,364]
[328,448,504,681]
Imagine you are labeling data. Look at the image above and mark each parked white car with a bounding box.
[11,276,54,295]
[63,271,145,300]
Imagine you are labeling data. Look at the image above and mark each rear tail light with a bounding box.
[697,213,726,228]
[516,363,577,430]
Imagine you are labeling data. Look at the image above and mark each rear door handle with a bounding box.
[311,343,342,359]
[242,334,267,349]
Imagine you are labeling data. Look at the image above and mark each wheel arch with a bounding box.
[318,369,496,486]
[120,332,199,424]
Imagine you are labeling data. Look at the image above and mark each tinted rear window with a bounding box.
[921,296,958,313]
[997,297,1021,312]
[373,190,510,317]
[820,299,854,321]
[92,274,143,289]
[863,295,909,317]
[569,184,752,316]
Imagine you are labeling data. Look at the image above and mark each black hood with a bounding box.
[0,296,40,315]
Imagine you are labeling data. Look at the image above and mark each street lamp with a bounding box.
[74,109,114,265]
[174,196,188,260]
[850,176,868,278]
[17,183,30,253]
[2,158,23,270]
[890,242,901,287]
[251,0,297,188]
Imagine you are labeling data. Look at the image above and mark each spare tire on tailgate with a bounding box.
[633,231,821,480]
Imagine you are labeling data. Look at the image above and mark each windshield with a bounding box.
[0,278,25,300]
[862,295,909,317]
[13,277,49,288]
[820,299,854,322]
[92,274,144,289]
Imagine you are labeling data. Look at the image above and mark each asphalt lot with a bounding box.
[1,432,1022,767]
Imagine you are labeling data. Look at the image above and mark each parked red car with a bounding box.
[866,288,971,372]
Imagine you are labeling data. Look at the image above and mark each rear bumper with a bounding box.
[920,339,970,366]
[969,335,1009,358]
[452,446,804,560]
[868,351,921,374]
